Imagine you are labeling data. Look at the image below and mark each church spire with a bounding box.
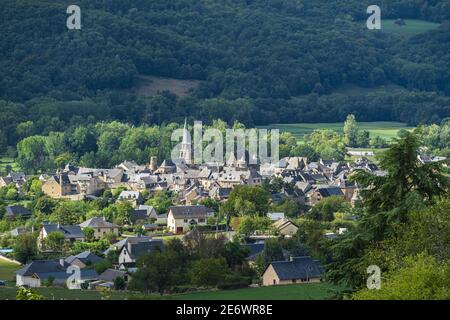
[180,117,192,164]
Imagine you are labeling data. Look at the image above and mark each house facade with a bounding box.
[262,256,324,286]
[167,205,214,234]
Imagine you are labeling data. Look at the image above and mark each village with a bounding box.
[0,122,446,296]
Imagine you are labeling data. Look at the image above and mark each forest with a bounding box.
[1,0,450,154]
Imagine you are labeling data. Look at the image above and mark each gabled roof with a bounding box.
[168,205,214,219]
[16,259,69,276]
[124,239,165,260]
[79,217,118,229]
[9,172,26,181]
[241,243,265,260]
[269,256,324,280]
[109,236,152,252]
[272,218,298,230]
[5,205,31,217]
[99,268,127,282]
[315,186,344,197]
[65,251,103,265]
[118,191,141,200]
[42,224,84,239]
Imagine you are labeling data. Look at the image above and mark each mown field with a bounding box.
[174,283,346,300]
[0,258,21,285]
[380,19,441,36]
[0,282,345,300]
[259,122,413,142]
[0,287,134,300]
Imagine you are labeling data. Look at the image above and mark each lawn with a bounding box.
[0,283,345,300]
[0,258,21,285]
[381,19,440,36]
[0,287,135,300]
[173,283,346,300]
[258,122,413,142]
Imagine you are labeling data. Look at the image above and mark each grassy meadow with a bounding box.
[381,19,440,36]
[174,283,346,300]
[259,121,413,142]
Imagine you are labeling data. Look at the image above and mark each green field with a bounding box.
[0,283,345,300]
[259,122,413,142]
[174,283,345,300]
[0,258,21,284]
[0,287,136,300]
[381,19,440,36]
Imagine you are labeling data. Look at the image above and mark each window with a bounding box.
[199,218,205,223]
[292,279,297,283]
[184,219,188,223]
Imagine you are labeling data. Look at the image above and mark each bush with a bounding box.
[169,285,198,294]
[217,275,251,290]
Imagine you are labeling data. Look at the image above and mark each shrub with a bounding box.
[217,275,251,290]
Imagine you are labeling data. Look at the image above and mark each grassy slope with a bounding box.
[381,19,440,36]
[0,283,345,300]
[0,287,133,300]
[0,258,21,285]
[259,122,413,141]
[173,283,345,300]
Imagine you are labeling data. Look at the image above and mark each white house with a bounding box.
[167,205,214,234]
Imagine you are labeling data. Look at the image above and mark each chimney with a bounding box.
[59,258,65,267]
[289,256,294,262]
[57,223,61,229]
[103,216,106,222]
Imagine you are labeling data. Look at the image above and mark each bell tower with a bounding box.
[179,118,192,164]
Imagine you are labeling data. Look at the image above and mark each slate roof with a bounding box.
[169,205,214,219]
[125,239,165,260]
[109,236,153,253]
[269,256,324,280]
[5,205,31,218]
[42,224,84,239]
[33,269,98,281]
[316,186,344,197]
[9,172,26,181]
[241,243,265,260]
[16,259,70,276]
[65,251,103,265]
[131,209,149,223]
[79,217,118,229]
[99,268,127,282]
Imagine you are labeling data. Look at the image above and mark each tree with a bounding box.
[44,231,66,252]
[307,196,349,221]
[223,185,270,216]
[50,201,87,225]
[83,227,95,242]
[352,254,450,300]
[145,191,173,215]
[189,258,229,287]
[128,251,179,295]
[16,287,44,300]
[223,241,250,269]
[263,239,284,264]
[13,233,38,264]
[17,135,52,173]
[114,276,126,290]
[343,114,358,147]
[327,131,449,288]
